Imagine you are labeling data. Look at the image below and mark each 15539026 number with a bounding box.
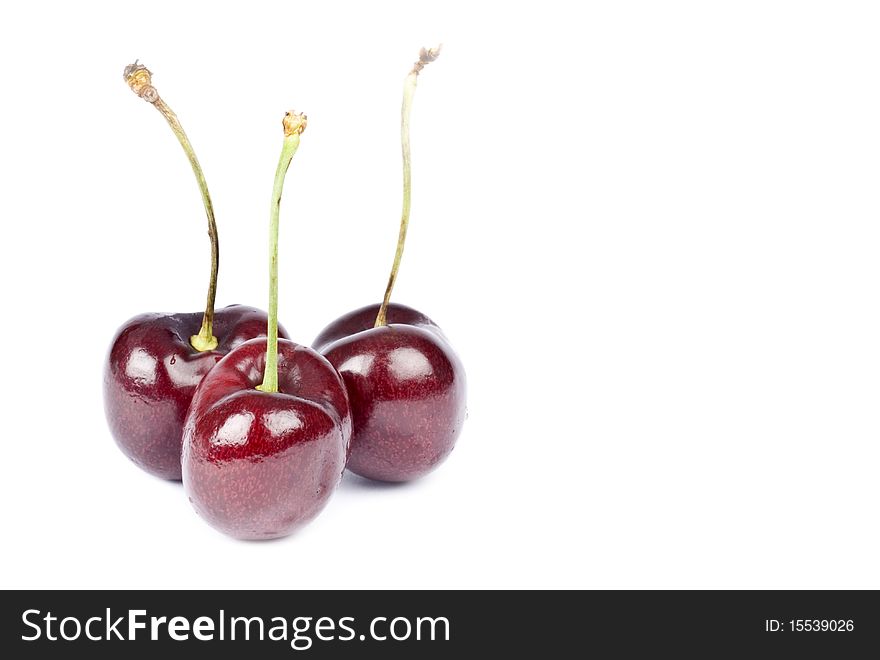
[790,619,854,632]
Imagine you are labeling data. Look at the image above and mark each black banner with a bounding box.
[1,590,877,656]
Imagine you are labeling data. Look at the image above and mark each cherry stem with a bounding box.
[374,45,442,328]
[123,62,219,352]
[257,112,308,394]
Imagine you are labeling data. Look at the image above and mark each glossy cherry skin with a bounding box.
[182,338,351,540]
[103,305,286,481]
[313,303,466,483]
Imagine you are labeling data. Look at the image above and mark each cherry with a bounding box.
[313,303,465,483]
[105,305,287,480]
[104,63,278,480]
[183,112,351,539]
[313,47,467,482]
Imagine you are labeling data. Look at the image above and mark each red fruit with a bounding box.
[104,305,286,480]
[314,303,466,482]
[182,338,351,539]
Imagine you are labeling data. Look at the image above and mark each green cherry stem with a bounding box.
[257,111,308,394]
[374,45,442,328]
[123,61,220,352]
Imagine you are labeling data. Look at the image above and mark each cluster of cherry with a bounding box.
[103,48,466,540]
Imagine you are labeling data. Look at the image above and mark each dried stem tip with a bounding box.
[412,45,442,75]
[282,111,308,137]
[123,61,160,103]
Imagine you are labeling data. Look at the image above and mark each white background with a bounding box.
[1,1,879,589]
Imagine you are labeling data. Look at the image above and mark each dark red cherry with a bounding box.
[314,303,466,482]
[182,338,351,539]
[312,48,465,482]
[104,305,287,480]
[108,64,275,481]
